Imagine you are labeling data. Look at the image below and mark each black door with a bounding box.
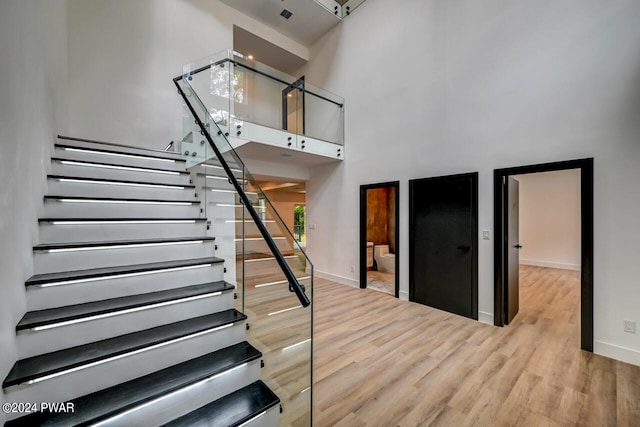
[504,177,521,324]
[282,77,305,134]
[409,173,478,319]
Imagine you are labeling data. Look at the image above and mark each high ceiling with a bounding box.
[220,0,342,47]
[233,26,307,75]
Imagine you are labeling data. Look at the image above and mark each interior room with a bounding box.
[508,168,582,339]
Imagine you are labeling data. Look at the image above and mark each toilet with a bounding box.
[374,244,395,274]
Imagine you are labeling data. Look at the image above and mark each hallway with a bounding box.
[313,266,640,426]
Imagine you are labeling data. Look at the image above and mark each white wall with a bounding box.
[66,0,308,150]
[515,170,581,270]
[0,0,68,422]
[303,0,640,365]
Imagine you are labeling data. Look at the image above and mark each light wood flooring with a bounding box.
[313,266,640,426]
[238,260,313,427]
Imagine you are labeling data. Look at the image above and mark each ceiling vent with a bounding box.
[280,9,293,19]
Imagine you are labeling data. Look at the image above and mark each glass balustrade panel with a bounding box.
[303,80,344,145]
[178,75,313,426]
[184,51,344,153]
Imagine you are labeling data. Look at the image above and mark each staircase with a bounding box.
[3,137,282,426]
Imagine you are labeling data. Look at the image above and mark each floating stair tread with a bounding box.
[17,281,234,331]
[25,257,224,287]
[202,185,255,192]
[33,236,215,251]
[51,157,191,175]
[44,195,200,204]
[51,157,190,174]
[38,217,207,223]
[199,167,245,176]
[196,171,231,177]
[57,136,185,158]
[55,143,187,162]
[197,172,248,181]
[48,174,196,189]
[243,252,296,261]
[208,204,261,208]
[5,341,261,427]
[199,161,227,168]
[161,380,280,427]
[3,309,247,389]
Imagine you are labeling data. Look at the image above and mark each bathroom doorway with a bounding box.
[359,182,399,297]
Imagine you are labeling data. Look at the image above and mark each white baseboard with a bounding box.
[478,311,494,325]
[315,270,360,288]
[594,340,640,367]
[520,259,580,271]
[399,290,409,301]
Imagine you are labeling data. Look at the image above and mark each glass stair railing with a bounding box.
[181,50,344,160]
[175,65,313,427]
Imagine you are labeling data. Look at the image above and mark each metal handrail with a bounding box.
[173,74,311,308]
[186,56,343,108]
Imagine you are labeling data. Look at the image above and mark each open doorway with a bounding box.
[283,77,305,134]
[494,158,594,352]
[359,182,399,297]
[294,205,306,245]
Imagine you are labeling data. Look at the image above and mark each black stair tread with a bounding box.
[17,281,235,331]
[201,171,244,178]
[202,185,256,192]
[196,172,248,181]
[55,143,187,162]
[48,174,196,188]
[44,195,200,204]
[51,157,190,174]
[5,341,261,427]
[244,252,296,260]
[33,236,215,251]
[25,257,224,287]
[38,217,207,223]
[196,170,235,176]
[161,380,280,427]
[236,236,288,240]
[3,309,247,389]
[57,136,185,159]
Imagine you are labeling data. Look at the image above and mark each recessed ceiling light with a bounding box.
[247,55,254,60]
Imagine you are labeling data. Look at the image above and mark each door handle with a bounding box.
[457,244,471,251]
[514,244,523,249]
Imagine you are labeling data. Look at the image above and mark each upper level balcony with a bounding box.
[180,50,344,169]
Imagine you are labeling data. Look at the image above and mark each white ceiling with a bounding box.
[221,0,341,47]
[235,141,342,168]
